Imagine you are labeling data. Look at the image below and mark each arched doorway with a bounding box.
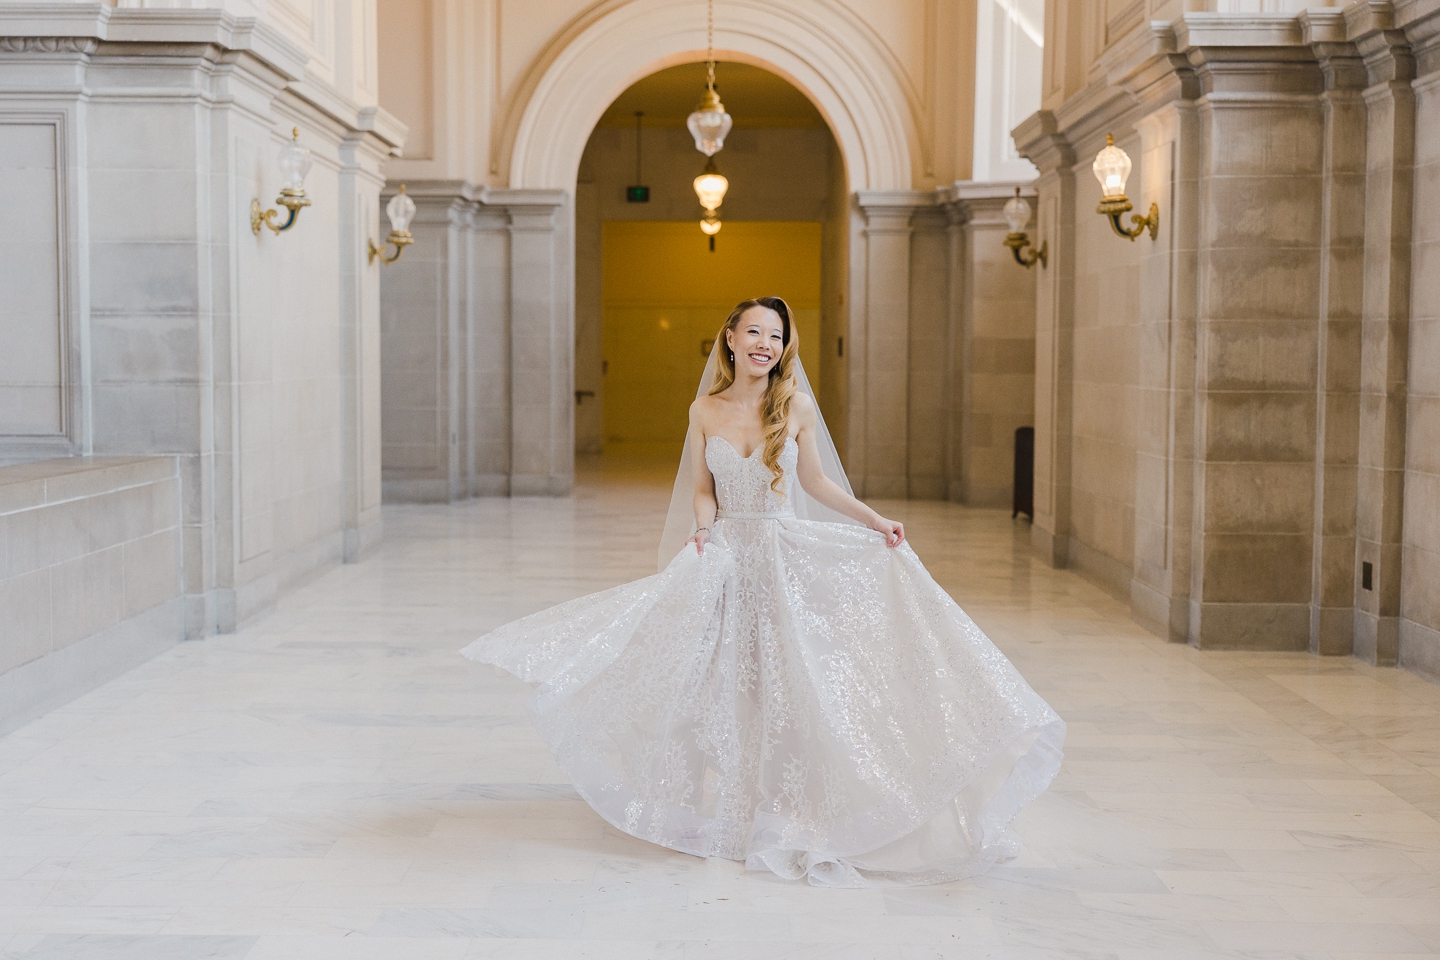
[377,0,956,505]
[497,0,926,497]
[573,62,845,467]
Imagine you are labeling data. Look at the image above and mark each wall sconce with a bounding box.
[1093,133,1158,241]
[1001,187,1046,268]
[251,128,312,235]
[368,185,416,265]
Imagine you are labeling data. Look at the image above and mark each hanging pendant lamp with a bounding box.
[687,0,732,156]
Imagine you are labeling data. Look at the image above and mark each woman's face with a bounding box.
[726,306,785,378]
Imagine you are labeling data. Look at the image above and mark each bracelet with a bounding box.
[695,526,710,534]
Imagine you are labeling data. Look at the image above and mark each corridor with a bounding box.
[1,463,1438,959]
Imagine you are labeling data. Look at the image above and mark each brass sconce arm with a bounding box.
[368,230,414,265]
[251,191,311,235]
[1003,232,1047,268]
[1097,196,1159,241]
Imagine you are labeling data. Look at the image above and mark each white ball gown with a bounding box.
[462,435,1065,887]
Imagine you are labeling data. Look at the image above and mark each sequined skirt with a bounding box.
[461,515,1065,887]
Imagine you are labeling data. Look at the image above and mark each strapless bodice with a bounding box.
[705,435,797,517]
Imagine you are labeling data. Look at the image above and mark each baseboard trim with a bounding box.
[1065,537,1130,603]
[1189,601,1310,651]
[0,599,182,737]
[1399,618,1440,682]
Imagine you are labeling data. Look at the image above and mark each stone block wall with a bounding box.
[1017,0,1440,679]
[0,457,181,735]
[1403,60,1440,678]
[0,7,403,643]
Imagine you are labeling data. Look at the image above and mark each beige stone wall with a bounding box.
[1019,0,1440,679]
[1404,68,1440,678]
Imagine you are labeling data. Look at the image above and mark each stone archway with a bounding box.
[491,0,930,497]
[501,0,920,193]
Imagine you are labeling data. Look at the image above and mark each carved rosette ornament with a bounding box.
[0,37,99,54]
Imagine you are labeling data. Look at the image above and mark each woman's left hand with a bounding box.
[871,516,904,547]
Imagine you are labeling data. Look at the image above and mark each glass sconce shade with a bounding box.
[687,88,733,157]
[277,129,312,194]
[1092,133,1131,200]
[694,165,729,213]
[369,184,417,264]
[700,217,722,236]
[1001,186,1046,269]
[1002,192,1032,234]
[386,186,416,234]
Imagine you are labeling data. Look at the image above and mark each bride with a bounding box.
[463,296,1065,887]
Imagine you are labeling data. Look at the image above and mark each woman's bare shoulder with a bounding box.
[789,390,816,421]
[690,393,722,425]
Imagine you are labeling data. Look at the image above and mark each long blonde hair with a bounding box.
[709,296,799,492]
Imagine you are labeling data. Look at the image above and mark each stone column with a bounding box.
[1351,12,1416,665]
[1014,112,1075,567]
[471,206,512,495]
[1186,49,1327,650]
[337,119,395,562]
[943,184,1040,508]
[379,183,472,503]
[494,189,572,496]
[852,192,927,499]
[908,206,951,500]
[944,202,969,503]
[1304,16,1368,655]
[1127,90,1200,643]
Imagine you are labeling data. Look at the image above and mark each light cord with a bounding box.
[707,0,715,91]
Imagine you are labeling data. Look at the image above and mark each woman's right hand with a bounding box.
[686,527,711,555]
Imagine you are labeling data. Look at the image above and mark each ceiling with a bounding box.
[595,62,826,129]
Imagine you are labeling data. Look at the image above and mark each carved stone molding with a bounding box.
[502,0,919,192]
[0,37,98,54]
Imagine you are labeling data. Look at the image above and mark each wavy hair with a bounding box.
[708,296,799,492]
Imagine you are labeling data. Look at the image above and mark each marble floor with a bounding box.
[2,456,1439,960]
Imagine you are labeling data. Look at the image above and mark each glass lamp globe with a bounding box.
[1002,190,1032,234]
[699,217,722,236]
[386,185,416,235]
[687,88,733,157]
[277,128,312,195]
[1092,133,1132,200]
[693,165,729,213]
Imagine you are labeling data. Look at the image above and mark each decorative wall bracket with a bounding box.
[368,231,413,265]
[1098,197,1160,242]
[1003,232,1048,268]
[250,193,309,235]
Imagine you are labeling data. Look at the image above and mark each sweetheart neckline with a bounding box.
[707,434,797,461]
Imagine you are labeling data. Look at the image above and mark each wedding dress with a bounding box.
[461,426,1065,887]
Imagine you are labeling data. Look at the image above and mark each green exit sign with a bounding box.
[626,185,650,203]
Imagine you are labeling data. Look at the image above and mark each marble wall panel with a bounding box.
[0,119,64,441]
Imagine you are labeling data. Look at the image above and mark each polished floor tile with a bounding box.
[0,455,1437,959]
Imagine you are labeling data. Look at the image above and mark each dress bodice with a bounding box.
[705,436,797,516]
